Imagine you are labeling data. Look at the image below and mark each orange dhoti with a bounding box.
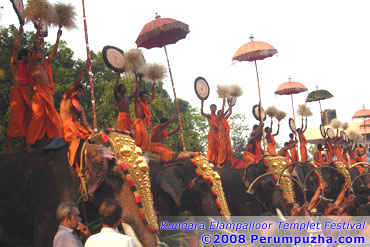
[300,143,308,162]
[63,118,90,165]
[290,147,299,162]
[218,131,233,165]
[116,112,133,131]
[334,147,344,163]
[267,143,277,155]
[207,129,219,164]
[26,85,63,144]
[151,142,174,162]
[243,151,256,168]
[134,118,150,151]
[7,86,32,138]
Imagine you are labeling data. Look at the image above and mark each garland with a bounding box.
[188,152,226,216]
[101,128,158,233]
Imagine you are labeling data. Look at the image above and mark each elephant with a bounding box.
[0,130,163,247]
[148,154,230,217]
[216,158,290,216]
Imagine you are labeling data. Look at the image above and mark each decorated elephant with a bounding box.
[0,129,163,247]
[148,152,231,217]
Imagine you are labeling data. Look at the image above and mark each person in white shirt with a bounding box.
[53,202,91,247]
[85,199,136,247]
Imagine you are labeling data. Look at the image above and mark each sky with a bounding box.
[1,0,370,145]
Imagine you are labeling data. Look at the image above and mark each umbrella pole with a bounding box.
[163,46,186,151]
[254,60,266,155]
[364,118,368,161]
[82,0,97,132]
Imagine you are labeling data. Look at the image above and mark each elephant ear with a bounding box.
[156,168,184,207]
[84,143,115,196]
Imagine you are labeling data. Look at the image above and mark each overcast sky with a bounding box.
[2,0,370,144]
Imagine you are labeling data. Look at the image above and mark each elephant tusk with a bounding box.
[121,222,144,247]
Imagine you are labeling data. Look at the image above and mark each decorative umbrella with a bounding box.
[275,77,307,127]
[353,106,370,157]
[136,14,189,151]
[306,85,333,120]
[232,34,277,154]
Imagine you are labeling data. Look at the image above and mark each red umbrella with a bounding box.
[136,14,189,151]
[232,35,277,154]
[275,77,307,128]
[353,106,370,155]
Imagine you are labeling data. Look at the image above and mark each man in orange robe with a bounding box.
[288,133,299,162]
[201,100,219,164]
[134,77,156,152]
[243,122,264,167]
[325,138,333,163]
[151,112,180,163]
[217,99,233,168]
[26,25,63,152]
[314,144,329,167]
[7,25,33,154]
[297,128,308,162]
[278,142,294,165]
[114,74,134,131]
[60,61,93,167]
[265,123,279,155]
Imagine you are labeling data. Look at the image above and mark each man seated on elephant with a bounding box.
[265,125,279,155]
[278,142,294,164]
[314,144,329,167]
[151,112,180,163]
[26,22,64,152]
[85,199,135,247]
[60,61,93,170]
[114,73,135,132]
[217,98,233,168]
[201,100,219,164]
[243,122,264,167]
[134,76,156,153]
[53,202,90,247]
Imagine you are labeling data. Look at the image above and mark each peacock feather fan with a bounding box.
[216,85,231,98]
[123,49,146,75]
[348,131,362,142]
[144,63,167,84]
[275,111,287,121]
[297,104,313,117]
[54,2,77,30]
[266,106,278,118]
[330,119,342,129]
[229,84,243,97]
[23,0,57,26]
[342,122,349,131]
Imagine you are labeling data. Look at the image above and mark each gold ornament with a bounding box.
[102,131,159,231]
[265,156,295,204]
[333,161,353,192]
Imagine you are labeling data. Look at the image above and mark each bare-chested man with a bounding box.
[7,25,33,154]
[217,98,233,168]
[265,123,279,155]
[26,24,63,152]
[288,133,299,162]
[278,141,296,164]
[201,100,219,164]
[243,122,264,167]
[60,61,93,168]
[151,112,180,163]
[134,76,156,152]
[114,74,134,131]
[297,117,308,161]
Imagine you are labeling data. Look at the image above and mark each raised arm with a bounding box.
[135,75,140,102]
[160,112,176,129]
[10,25,23,69]
[200,100,211,118]
[31,22,42,61]
[64,61,89,99]
[302,117,307,132]
[147,82,156,104]
[273,123,280,136]
[47,28,62,64]
[225,102,232,119]
[114,73,121,101]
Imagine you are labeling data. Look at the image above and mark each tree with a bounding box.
[228,113,249,159]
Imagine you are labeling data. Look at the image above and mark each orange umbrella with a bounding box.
[275,77,307,128]
[353,106,370,155]
[136,14,190,151]
[232,35,277,154]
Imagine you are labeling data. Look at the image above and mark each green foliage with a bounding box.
[228,113,249,159]
[0,25,208,153]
